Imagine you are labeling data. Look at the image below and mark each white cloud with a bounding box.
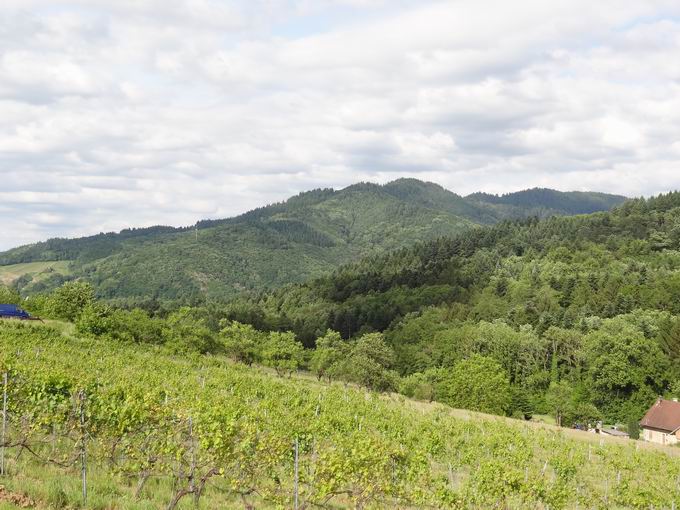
[1,0,680,250]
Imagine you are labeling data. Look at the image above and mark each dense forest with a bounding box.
[3,191,679,436]
[0,179,625,301]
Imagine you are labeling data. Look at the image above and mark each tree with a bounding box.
[261,331,303,376]
[45,281,95,321]
[351,333,395,369]
[437,355,511,416]
[400,368,445,401]
[657,316,680,364]
[510,386,533,420]
[76,302,113,336]
[545,381,572,427]
[164,307,220,354]
[219,320,263,365]
[333,333,398,391]
[110,308,164,344]
[0,285,21,305]
[581,318,671,422]
[309,330,346,382]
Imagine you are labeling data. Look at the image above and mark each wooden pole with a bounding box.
[189,417,196,498]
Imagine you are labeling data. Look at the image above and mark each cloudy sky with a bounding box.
[2,0,680,250]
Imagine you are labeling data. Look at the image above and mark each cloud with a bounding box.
[1,0,680,250]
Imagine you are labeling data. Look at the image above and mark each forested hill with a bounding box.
[0,179,625,301]
[467,188,625,216]
[220,191,680,425]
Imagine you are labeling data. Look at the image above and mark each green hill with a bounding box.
[467,187,627,217]
[0,179,626,302]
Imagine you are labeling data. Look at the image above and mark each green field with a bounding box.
[0,261,71,287]
[0,320,678,509]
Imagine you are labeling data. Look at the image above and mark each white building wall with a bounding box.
[642,427,678,445]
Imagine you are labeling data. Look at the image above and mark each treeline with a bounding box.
[0,225,182,266]
[467,188,626,215]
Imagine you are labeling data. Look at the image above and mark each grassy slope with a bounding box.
[0,321,678,509]
[0,261,71,287]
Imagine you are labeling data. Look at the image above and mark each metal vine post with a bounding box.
[79,389,87,505]
[1,372,7,476]
[294,437,299,510]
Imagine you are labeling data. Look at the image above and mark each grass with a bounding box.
[0,262,71,287]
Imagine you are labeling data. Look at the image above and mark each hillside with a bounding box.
[0,179,625,302]
[0,320,677,510]
[467,187,626,217]
[219,192,680,426]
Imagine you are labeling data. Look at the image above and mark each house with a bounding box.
[640,397,680,445]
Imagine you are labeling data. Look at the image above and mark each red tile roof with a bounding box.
[640,398,680,432]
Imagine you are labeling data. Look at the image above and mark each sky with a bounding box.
[2,0,680,250]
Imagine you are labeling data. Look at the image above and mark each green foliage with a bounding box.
[10,190,680,429]
[261,331,304,376]
[581,317,670,422]
[399,368,443,401]
[309,330,346,381]
[437,355,512,415]
[0,284,21,305]
[329,333,398,391]
[163,307,220,354]
[221,192,680,423]
[44,280,94,321]
[76,302,114,336]
[219,320,263,365]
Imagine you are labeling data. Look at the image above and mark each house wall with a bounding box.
[642,427,678,445]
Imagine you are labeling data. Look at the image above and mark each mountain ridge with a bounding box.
[0,179,627,301]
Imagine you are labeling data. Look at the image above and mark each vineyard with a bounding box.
[1,320,679,509]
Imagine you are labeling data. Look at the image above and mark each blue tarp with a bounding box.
[0,304,30,319]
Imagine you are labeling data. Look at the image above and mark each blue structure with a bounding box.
[0,304,32,320]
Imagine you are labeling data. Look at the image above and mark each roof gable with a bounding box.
[640,398,680,432]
